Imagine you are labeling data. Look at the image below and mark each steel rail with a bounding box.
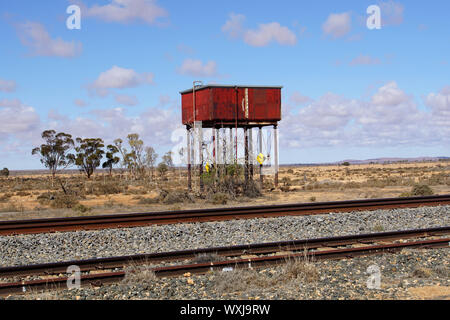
[0,236,448,296]
[0,195,449,235]
[0,226,448,278]
[151,237,450,277]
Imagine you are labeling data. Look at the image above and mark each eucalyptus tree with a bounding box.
[32,130,75,179]
[127,133,145,178]
[114,134,146,179]
[102,144,120,176]
[72,138,105,179]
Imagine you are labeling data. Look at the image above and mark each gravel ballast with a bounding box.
[0,205,449,267]
[4,248,449,300]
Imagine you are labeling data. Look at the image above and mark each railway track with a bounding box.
[1,226,448,296]
[1,195,449,236]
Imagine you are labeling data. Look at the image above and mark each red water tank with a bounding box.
[180,85,282,127]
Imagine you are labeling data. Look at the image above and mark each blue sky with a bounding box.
[0,0,449,169]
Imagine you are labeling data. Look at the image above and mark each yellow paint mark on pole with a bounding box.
[257,153,265,165]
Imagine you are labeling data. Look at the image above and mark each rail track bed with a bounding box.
[1,226,448,296]
[1,195,450,236]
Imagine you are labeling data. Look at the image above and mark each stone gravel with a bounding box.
[5,248,449,300]
[0,205,449,267]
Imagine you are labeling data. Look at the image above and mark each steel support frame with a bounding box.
[186,121,279,191]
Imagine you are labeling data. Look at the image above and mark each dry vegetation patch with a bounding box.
[213,255,319,294]
[1,160,449,219]
[123,264,158,286]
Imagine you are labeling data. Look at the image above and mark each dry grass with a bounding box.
[0,202,25,213]
[281,253,319,283]
[122,262,158,286]
[17,282,67,300]
[212,251,319,294]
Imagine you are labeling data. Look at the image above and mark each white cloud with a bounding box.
[349,54,382,66]
[442,86,450,95]
[0,78,16,92]
[222,13,297,47]
[379,1,404,26]
[0,98,179,163]
[322,12,351,39]
[69,106,180,147]
[244,22,297,47]
[114,94,138,106]
[177,59,218,77]
[425,86,450,131]
[297,93,358,130]
[280,82,442,149]
[82,0,168,25]
[0,99,22,108]
[47,116,108,142]
[0,99,40,137]
[89,65,154,96]
[370,81,410,106]
[222,13,245,39]
[17,22,82,58]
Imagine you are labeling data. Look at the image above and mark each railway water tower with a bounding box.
[180,83,282,190]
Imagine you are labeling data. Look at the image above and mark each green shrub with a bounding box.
[399,192,411,197]
[281,177,292,186]
[0,168,9,177]
[36,192,54,205]
[243,180,262,198]
[201,163,261,200]
[73,204,91,213]
[209,192,228,205]
[92,183,122,196]
[51,194,79,208]
[157,162,168,177]
[410,184,434,196]
[216,164,244,178]
[37,192,79,208]
[159,190,195,204]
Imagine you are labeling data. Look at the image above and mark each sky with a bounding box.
[0,0,449,170]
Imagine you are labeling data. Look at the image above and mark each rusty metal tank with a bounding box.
[180,85,282,127]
